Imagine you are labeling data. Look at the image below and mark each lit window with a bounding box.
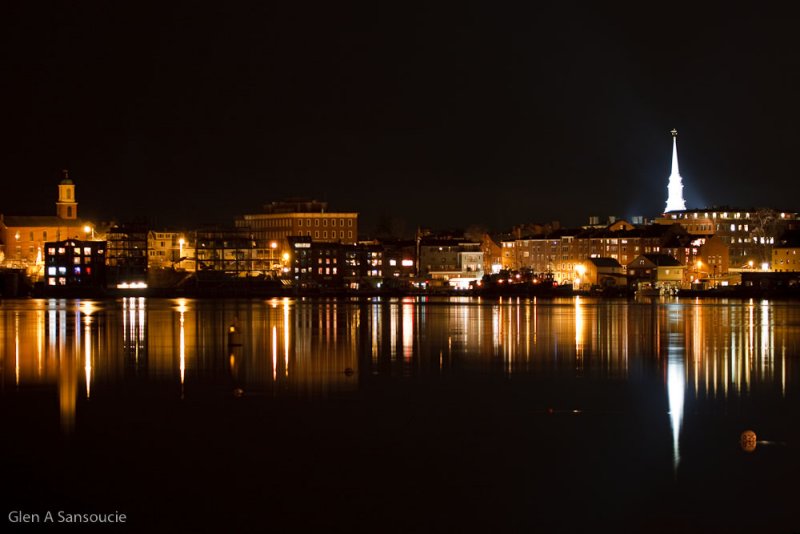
[47,267,56,276]
[48,278,56,286]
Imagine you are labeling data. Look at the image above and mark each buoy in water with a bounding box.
[741,430,757,453]
[233,388,245,398]
[228,324,242,346]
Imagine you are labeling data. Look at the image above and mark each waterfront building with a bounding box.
[0,171,96,276]
[195,227,257,279]
[418,238,483,287]
[147,230,194,271]
[656,208,799,269]
[506,222,677,283]
[772,231,800,273]
[235,199,358,273]
[479,233,504,274]
[661,233,729,286]
[574,257,625,290]
[500,238,515,270]
[289,236,344,289]
[380,239,417,282]
[43,239,106,292]
[627,254,686,292]
[344,242,384,290]
[106,222,149,287]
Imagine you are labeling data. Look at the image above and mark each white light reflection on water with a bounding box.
[667,342,685,475]
[664,304,685,475]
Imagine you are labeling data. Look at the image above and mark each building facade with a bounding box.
[0,172,95,276]
[147,230,195,271]
[44,239,106,292]
[235,200,358,274]
[656,208,799,269]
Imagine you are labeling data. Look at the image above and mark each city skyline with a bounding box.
[3,5,800,231]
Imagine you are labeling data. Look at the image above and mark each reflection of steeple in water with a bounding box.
[664,307,686,475]
[667,347,684,474]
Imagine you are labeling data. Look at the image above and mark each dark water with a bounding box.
[1,297,798,533]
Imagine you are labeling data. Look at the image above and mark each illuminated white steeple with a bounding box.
[665,129,686,212]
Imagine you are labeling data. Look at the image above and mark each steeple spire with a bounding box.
[665,129,686,212]
[670,129,679,175]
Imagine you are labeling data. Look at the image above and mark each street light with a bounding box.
[574,264,586,289]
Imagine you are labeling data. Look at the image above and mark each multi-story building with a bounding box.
[380,239,417,280]
[344,242,384,290]
[418,238,483,288]
[235,200,358,273]
[147,230,195,271]
[504,222,681,283]
[574,257,624,289]
[195,227,257,278]
[289,236,345,289]
[772,231,800,273]
[106,222,149,286]
[43,239,106,292]
[661,234,729,285]
[627,254,686,293]
[656,207,800,269]
[0,171,96,276]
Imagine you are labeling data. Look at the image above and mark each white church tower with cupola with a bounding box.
[56,169,78,220]
[664,129,687,213]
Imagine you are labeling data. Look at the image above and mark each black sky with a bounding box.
[3,3,800,233]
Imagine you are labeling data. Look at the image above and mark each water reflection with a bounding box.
[1,297,798,439]
[666,310,685,474]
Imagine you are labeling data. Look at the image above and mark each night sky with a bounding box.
[3,4,800,234]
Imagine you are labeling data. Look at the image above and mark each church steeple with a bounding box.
[665,129,686,213]
[56,169,78,219]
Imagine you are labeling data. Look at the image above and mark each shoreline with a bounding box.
[4,285,799,301]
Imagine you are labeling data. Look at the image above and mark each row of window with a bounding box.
[47,266,94,276]
[297,218,353,228]
[251,218,354,228]
[48,246,104,256]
